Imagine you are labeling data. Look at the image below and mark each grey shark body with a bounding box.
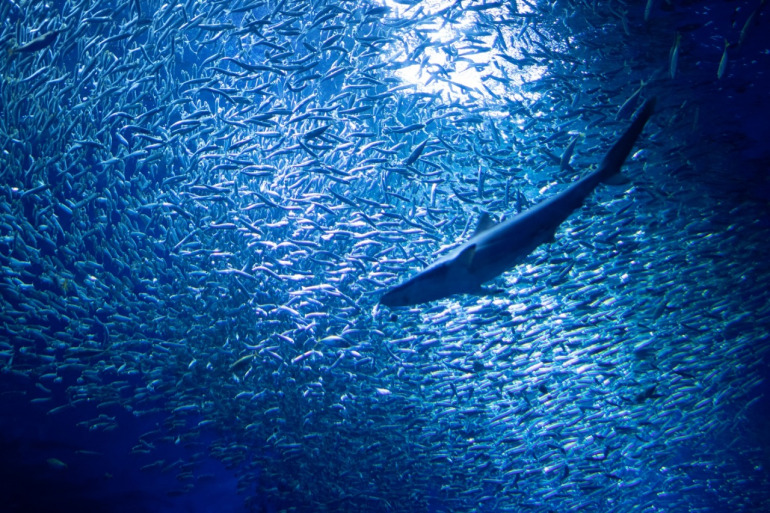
[379,98,656,308]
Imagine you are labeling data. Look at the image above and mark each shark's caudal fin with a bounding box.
[597,98,656,182]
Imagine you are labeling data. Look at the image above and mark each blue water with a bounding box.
[2,0,769,512]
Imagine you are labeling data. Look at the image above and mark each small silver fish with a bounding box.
[717,38,730,80]
[670,33,682,79]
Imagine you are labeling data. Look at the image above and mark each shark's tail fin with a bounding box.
[598,97,656,182]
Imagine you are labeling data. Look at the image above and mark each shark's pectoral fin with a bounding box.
[538,227,557,243]
[466,285,503,297]
[454,244,476,268]
[605,173,631,186]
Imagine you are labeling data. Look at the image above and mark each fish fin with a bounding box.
[560,162,577,176]
[597,97,655,182]
[454,244,476,268]
[559,133,582,173]
[605,173,631,186]
[466,285,502,297]
[478,286,504,296]
[539,229,556,243]
[473,212,495,236]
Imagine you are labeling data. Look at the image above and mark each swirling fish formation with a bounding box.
[1,0,768,511]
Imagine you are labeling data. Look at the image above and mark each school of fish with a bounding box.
[1,0,769,511]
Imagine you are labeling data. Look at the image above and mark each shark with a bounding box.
[379,97,656,308]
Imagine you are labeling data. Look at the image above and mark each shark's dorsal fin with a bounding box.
[454,244,476,268]
[473,212,495,236]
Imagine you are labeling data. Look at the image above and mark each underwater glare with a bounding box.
[378,0,547,101]
[1,0,769,512]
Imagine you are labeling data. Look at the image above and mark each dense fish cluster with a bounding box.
[1,0,768,511]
